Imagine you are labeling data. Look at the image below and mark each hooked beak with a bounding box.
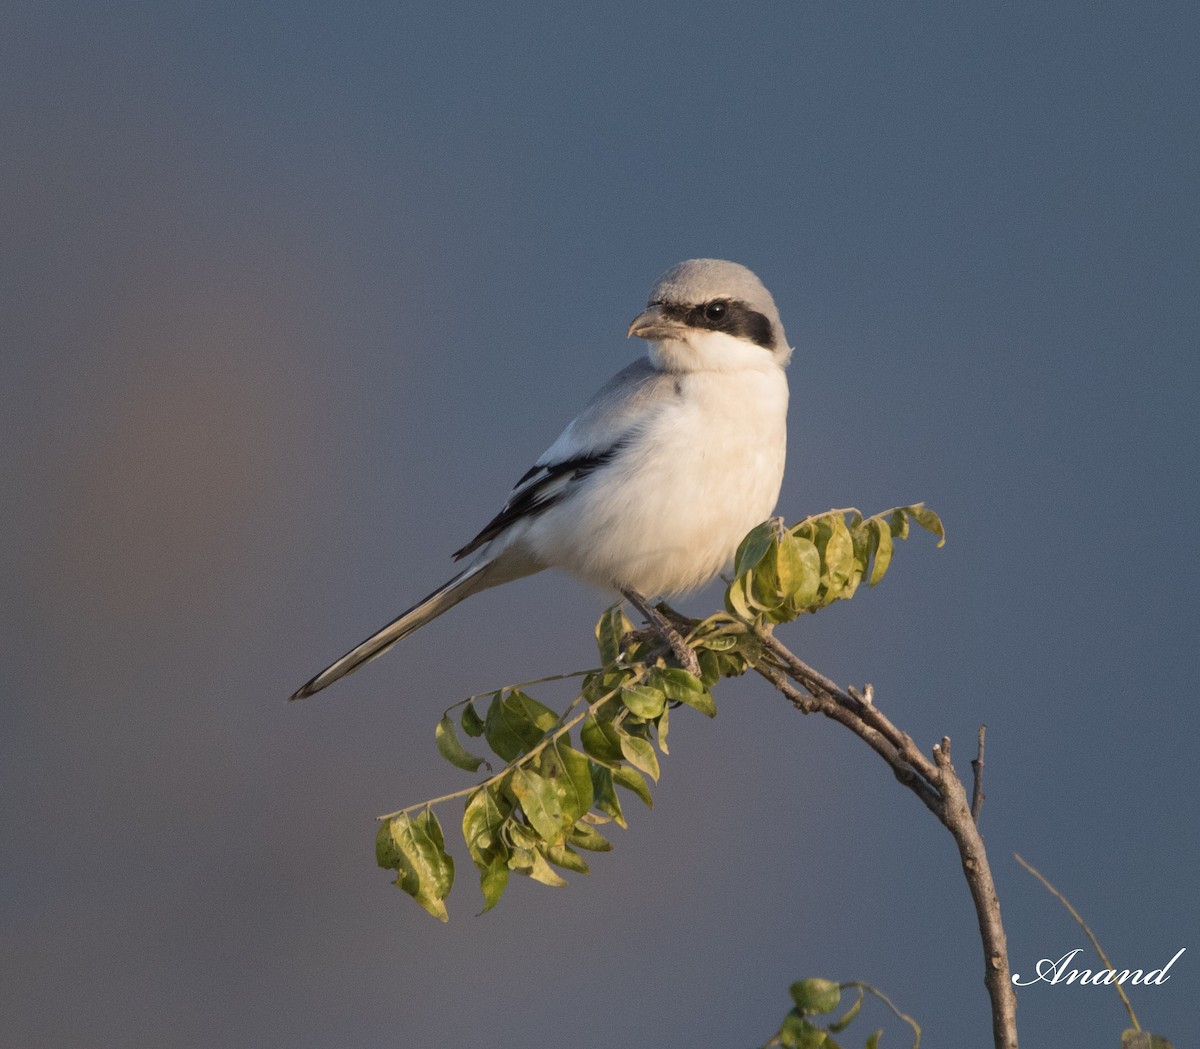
[627,304,686,341]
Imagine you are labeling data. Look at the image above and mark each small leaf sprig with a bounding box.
[761,977,921,1049]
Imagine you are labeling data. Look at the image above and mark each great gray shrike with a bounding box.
[291,259,791,699]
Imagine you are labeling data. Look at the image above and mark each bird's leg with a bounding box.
[620,587,702,678]
[651,600,699,635]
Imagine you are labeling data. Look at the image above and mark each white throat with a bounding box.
[647,329,788,374]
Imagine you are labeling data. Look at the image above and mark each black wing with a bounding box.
[452,444,624,561]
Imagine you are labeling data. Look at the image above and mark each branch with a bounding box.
[972,725,987,822]
[754,659,942,819]
[747,629,1019,1049]
[1014,853,1141,1033]
[377,680,622,821]
[620,587,701,676]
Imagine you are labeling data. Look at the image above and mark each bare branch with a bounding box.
[753,660,942,819]
[971,725,987,823]
[1014,853,1141,1033]
[756,635,1019,1049]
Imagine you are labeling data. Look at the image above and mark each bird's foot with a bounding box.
[620,588,702,678]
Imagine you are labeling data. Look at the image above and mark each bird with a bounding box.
[290,258,791,700]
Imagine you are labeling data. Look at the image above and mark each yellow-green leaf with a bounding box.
[868,517,894,586]
[484,689,558,762]
[436,715,485,771]
[595,605,634,664]
[650,666,717,717]
[376,812,455,922]
[477,854,509,912]
[622,683,667,718]
[790,978,841,1014]
[612,760,655,804]
[462,787,510,864]
[569,821,613,852]
[460,700,486,737]
[581,709,623,763]
[526,847,569,887]
[544,841,590,874]
[734,519,777,575]
[909,502,946,546]
[510,740,593,844]
[618,732,660,782]
[590,764,628,827]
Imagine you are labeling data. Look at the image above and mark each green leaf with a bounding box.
[506,820,540,850]
[650,666,716,717]
[822,516,857,598]
[462,784,512,912]
[582,666,637,703]
[779,532,821,608]
[581,709,623,763]
[569,820,613,852]
[724,573,758,620]
[868,518,894,587]
[864,1030,881,1049]
[543,738,594,823]
[715,650,748,678]
[622,683,667,719]
[696,648,722,687]
[543,841,590,874]
[590,764,628,827]
[1122,1032,1176,1049]
[477,854,509,912]
[618,731,660,782]
[734,519,777,575]
[462,787,511,862]
[908,502,946,546]
[483,689,559,762]
[506,846,534,872]
[526,847,569,887]
[460,700,486,737]
[790,978,842,1014]
[596,605,634,664]
[612,763,654,806]
[376,811,455,922]
[510,740,593,843]
[436,715,485,771]
[656,703,670,754]
[749,540,786,614]
[779,1010,827,1049]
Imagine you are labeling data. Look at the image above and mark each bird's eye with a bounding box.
[703,301,728,323]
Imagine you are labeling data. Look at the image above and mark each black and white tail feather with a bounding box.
[288,450,617,700]
[289,258,792,700]
[289,560,497,700]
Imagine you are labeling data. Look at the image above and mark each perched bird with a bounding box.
[291,259,791,700]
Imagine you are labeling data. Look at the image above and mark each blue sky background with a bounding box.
[3,3,1198,1046]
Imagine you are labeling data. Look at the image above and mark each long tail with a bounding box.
[289,560,499,700]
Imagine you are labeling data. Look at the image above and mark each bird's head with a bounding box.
[627,259,792,372]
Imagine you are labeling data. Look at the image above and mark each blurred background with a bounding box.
[3,3,1197,1046]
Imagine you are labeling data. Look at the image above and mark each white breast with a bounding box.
[521,352,789,596]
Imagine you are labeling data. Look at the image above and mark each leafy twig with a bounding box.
[378,685,617,821]
[841,981,923,1047]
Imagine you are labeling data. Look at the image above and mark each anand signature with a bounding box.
[1012,947,1186,987]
